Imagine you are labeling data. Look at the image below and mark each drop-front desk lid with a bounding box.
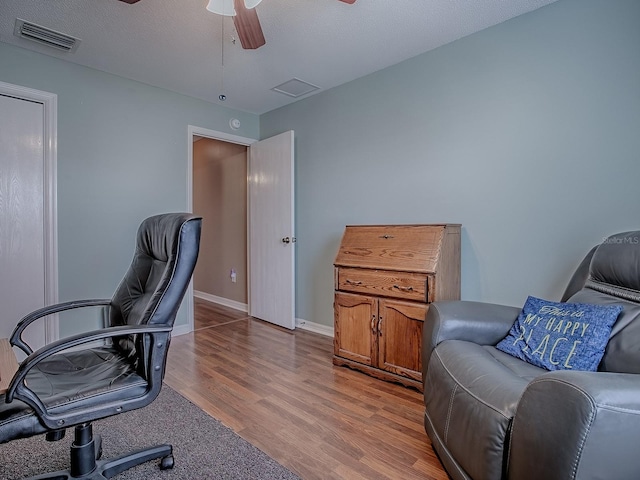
[334,224,460,274]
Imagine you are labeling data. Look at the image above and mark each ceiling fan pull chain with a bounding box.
[219,13,226,101]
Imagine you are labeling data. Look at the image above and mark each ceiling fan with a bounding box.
[118,0,356,50]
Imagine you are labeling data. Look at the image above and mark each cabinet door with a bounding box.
[377,299,427,381]
[334,292,377,366]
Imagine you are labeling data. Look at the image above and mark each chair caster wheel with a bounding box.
[160,455,175,470]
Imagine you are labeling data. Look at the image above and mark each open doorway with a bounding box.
[185,126,296,334]
[184,125,256,335]
[192,136,248,312]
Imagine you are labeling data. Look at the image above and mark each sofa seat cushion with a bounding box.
[424,340,546,480]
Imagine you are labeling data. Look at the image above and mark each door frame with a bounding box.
[0,81,58,343]
[182,124,257,335]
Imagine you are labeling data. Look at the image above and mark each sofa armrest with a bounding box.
[422,301,520,382]
[508,371,640,480]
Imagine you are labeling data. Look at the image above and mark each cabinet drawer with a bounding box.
[336,267,429,302]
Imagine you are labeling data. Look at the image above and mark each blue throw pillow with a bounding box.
[496,296,623,371]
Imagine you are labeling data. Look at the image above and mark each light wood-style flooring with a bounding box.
[164,298,448,480]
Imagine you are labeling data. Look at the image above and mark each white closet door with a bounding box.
[0,94,46,349]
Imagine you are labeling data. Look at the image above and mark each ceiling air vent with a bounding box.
[14,19,80,53]
[271,78,320,98]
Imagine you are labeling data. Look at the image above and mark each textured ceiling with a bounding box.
[0,0,558,114]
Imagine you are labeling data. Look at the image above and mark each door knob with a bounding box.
[282,237,290,244]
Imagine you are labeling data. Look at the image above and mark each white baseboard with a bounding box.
[193,291,333,337]
[194,290,248,312]
[295,318,334,337]
[173,323,191,337]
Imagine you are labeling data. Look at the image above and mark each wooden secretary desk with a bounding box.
[333,224,461,391]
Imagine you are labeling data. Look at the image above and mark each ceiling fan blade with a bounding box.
[233,0,266,50]
[338,0,357,4]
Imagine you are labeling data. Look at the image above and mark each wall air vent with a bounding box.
[14,19,80,53]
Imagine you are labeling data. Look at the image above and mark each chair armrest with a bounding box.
[422,301,520,376]
[10,299,111,355]
[508,371,640,480]
[6,324,172,430]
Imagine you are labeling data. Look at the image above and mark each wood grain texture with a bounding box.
[0,338,19,394]
[233,0,266,50]
[333,292,376,365]
[165,300,448,480]
[378,299,426,381]
[337,267,429,302]
[333,225,460,390]
[334,225,454,273]
[434,226,462,301]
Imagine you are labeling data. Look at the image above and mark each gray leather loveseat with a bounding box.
[422,231,640,480]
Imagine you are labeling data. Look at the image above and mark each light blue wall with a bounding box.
[0,43,259,336]
[2,0,639,335]
[261,0,640,328]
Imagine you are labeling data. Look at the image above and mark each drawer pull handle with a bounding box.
[378,235,394,239]
[345,279,362,286]
[393,285,414,292]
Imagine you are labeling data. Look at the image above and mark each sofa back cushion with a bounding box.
[570,231,640,373]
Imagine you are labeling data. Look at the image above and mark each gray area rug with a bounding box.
[0,385,300,480]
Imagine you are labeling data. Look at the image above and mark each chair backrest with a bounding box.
[567,231,640,373]
[109,213,201,361]
[560,246,597,302]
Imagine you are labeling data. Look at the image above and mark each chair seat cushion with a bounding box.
[0,347,146,443]
[424,340,546,480]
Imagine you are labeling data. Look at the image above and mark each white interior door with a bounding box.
[0,94,47,349]
[248,131,295,329]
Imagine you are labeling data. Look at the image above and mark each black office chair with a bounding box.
[0,213,201,479]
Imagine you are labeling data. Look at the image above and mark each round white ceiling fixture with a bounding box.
[206,0,263,16]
